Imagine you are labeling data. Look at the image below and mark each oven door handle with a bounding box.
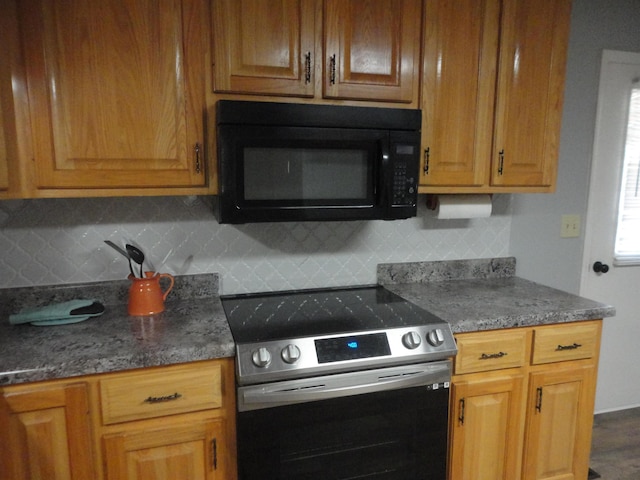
[240,363,450,410]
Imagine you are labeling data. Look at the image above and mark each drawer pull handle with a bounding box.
[480,351,507,360]
[556,343,582,351]
[144,392,182,404]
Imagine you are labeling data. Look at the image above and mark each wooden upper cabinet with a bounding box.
[0,0,23,197]
[0,83,8,193]
[212,0,316,97]
[421,0,499,188]
[420,0,571,192]
[19,0,208,191]
[323,0,422,103]
[212,0,421,104]
[0,3,11,193]
[492,0,571,188]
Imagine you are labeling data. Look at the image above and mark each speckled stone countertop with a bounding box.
[378,257,616,333]
[0,273,234,386]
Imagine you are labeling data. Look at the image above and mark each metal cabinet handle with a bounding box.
[211,438,218,470]
[194,143,202,174]
[498,149,505,175]
[480,351,508,360]
[535,387,543,412]
[458,398,465,425]
[556,342,582,351]
[304,51,311,84]
[424,147,430,175]
[143,392,182,403]
[329,54,336,84]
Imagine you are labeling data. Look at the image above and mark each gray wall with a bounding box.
[510,0,640,293]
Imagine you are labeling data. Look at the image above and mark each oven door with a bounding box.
[236,361,451,480]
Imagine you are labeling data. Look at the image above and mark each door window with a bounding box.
[614,83,640,265]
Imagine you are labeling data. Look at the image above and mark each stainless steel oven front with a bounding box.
[236,361,451,480]
[222,285,458,480]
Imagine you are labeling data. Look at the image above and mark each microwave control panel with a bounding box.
[391,143,418,206]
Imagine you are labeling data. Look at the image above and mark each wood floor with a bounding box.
[589,407,640,479]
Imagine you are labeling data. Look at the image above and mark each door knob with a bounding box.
[593,261,610,273]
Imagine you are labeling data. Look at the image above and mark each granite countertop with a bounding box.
[378,257,616,333]
[0,258,617,387]
[0,273,234,386]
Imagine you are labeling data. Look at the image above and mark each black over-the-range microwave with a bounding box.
[214,100,421,224]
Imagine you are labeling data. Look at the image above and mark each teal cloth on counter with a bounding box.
[29,316,92,326]
[9,299,103,325]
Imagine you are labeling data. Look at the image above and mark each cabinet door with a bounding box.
[420,0,499,188]
[491,0,571,187]
[103,419,227,480]
[323,0,421,103]
[19,0,207,191]
[0,66,8,192]
[0,0,19,195]
[212,0,316,97]
[0,383,95,480]
[449,374,524,480]
[522,365,596,480]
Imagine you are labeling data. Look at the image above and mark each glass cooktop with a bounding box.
[221,285,446,344]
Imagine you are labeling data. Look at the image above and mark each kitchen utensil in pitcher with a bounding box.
[127,272,174,316]
[126,244,145,278]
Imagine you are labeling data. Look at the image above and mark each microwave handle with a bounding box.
[378,136,391,198]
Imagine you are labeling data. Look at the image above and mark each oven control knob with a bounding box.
[281,344,301,364]
[252,347,272,368]
[402,331,422,349]
[427,328,445,347]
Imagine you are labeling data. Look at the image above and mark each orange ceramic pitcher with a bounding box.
[127,272,174,316]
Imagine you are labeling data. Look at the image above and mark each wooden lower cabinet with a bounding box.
[449,321,602,480]
[449,372,524,479]
[103,419,228,480]
[522,364,596,480]
[98,360,236,480]
[0,382,95,480]
[0,358,237,480]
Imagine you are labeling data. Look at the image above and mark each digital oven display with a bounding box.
[315,333,391,363]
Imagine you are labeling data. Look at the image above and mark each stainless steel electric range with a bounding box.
[222,284,457,480]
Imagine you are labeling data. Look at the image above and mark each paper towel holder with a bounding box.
[425,194,494,211]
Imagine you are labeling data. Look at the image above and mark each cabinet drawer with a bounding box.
[532,322,600,365]
[100,363,222,425]
[454,330,528,375]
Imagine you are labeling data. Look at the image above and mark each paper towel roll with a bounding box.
[433,194,492,219]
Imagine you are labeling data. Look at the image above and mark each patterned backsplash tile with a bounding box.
[0,195,512,294]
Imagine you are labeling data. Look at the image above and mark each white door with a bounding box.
[581,50,640,413]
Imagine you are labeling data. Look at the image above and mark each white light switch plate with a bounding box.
[561,214,581,238]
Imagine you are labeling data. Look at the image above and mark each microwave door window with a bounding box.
[243,147,373,205]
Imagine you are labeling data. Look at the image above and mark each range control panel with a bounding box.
[235,325,457,386]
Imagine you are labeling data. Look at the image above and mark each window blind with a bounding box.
[614,84,640,265]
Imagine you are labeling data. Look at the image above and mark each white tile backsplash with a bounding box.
[0,195,512,294]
